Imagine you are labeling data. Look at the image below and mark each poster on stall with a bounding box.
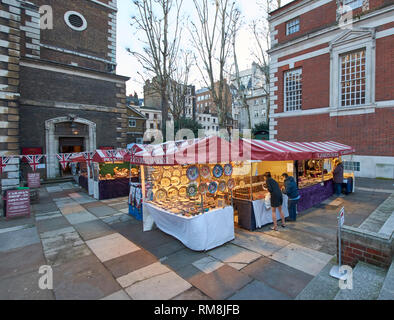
[287,162,294,173]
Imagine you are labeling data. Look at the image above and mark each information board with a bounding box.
[6,190,31,219]
[27,173,41,188]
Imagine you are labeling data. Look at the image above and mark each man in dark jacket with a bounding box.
[281,173,300,221]
[333,159,344,196]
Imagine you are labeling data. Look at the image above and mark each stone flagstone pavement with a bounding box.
[0,180,391,300]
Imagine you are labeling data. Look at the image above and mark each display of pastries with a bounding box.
[168,187,179,199]
[160,177,171,187]
[171,176,180,186]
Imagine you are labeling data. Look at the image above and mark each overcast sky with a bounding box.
[115,0,292,97]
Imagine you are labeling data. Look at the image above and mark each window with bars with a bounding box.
[284,69,302,112]
[286,18,300,35]
[343,161,360,172]
[340,49,366,107]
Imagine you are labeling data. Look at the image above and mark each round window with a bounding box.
[64,11,87,31]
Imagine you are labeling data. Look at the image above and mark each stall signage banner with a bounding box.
[27,173,41,188]
[83,152,95,165]
[6,190,31,219]
[0,156,11,174]
[339,207,345,227]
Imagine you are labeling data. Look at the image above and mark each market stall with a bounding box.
[132,136,236,251]
[232,139,356,230]
[71,150,139,200]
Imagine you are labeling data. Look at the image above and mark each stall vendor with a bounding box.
[332,159,344,196]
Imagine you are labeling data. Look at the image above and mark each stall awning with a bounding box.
[236,139,355,161]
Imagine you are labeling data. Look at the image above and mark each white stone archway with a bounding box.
[45,116,96,178]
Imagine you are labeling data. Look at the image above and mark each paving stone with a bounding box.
[270,243,333,276]
[82,201,107,209]
[242,257,313,298]
[64,211,98,225]
[86,205,118,218]
[40,226,91,266]
[174,264,203,281]
[110,203,129,211]
[232,229,290,256]
[35,212,63,221]
[227,263,248,270]
[207,244,261,265]
[59,204,88,215]
[162,249,207,271]
[0,270,54,300]
[104,249,158,278]
[36,216,71,234]
[0,243,46,279]
[53,254,122,300]
[228,280,291,300]
[46,186,63,193]
[101,213,133,225]
[86,233,140,263]
[193,256,224,274]
[117,262,171,288]
[73,219,115,241]
[147,240,185,259]
[32,202,59,214]
[125,270,192,300]
[101,290,131,300]
[188,265,252,300]
[0,227,40,252]
[172,287,211,300]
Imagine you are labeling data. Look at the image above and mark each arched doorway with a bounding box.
[45,116,96,178]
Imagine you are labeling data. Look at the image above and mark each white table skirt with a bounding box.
[252,194,290,228]
[143,203,235,251]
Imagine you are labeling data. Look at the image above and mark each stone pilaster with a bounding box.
[115,82,128,148]
[0,0,22,191]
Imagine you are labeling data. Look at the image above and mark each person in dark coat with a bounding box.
[281,173,300,221]
[333,159,344,196]
[264,172,286,231]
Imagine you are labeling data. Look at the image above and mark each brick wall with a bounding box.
[30,0,114,71]
[276,108,394,156]
[272,0,394,46]
[375,35,394,101]
[20,66,118,106]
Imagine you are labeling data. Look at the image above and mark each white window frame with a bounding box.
[64,11,88,32]
[128,120,136,128]
[286,18,300,35]
[284,68,302,112]
[329,29,376,116]
[343,0,364,11]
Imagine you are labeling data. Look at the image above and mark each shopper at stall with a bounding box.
[333,159,344,196]
[264,172,286,231]
[281,173,300,222]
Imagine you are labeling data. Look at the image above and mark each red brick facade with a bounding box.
[269,0,394,178]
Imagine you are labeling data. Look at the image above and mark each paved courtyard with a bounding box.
[0,179,391,300]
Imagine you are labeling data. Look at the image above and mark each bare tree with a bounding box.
[128,0,183,141]
[189,0,240,131]
[250,0,282,125]
[168,50,193,122]
[230,13,253,131]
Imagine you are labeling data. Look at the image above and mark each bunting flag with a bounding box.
[83,151,95,165]
[56,153,72,170]
[0,156,11,174]
[107,150,117,163]
[24,155,44,172]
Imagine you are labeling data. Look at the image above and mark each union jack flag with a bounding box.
[0,156,11,174]
[24,155,44,172]
[106,150,117,163]
[56,153,72,170]
[83,151,95,165]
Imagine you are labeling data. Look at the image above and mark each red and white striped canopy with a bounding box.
[236,139,355,161]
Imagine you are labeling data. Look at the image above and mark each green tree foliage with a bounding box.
[174,118,203,138]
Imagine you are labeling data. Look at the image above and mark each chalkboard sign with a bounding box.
[6,190,31,219]
[28,173,41,188]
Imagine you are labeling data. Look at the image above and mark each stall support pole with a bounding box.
[330,207,347,280]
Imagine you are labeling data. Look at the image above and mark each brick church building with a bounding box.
[0,0,129,189]
[268,0,394,178]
